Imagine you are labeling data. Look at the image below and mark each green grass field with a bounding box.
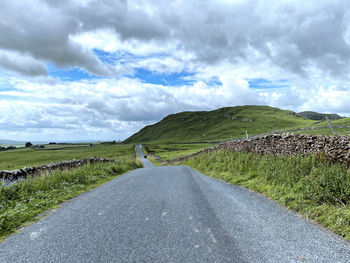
[293,127,350,136]
[0,143,133,170]
[293,117,350,136]
[0,144,141,241]
[145,143,215,161]
[312,117,350,127]
[42,143,91,149]
[183,151,350,240]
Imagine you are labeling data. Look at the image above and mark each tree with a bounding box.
[25,142,33,148]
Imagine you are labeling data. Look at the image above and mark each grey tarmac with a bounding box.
[0,145,349,262]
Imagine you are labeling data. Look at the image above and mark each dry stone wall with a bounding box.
[0,157,114,181]
[217,125,350,144]
[168,133,350,166]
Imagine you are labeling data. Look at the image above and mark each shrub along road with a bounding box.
[0,145,349,262]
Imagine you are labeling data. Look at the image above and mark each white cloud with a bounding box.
[1,0,349,79]
[0,0,350,140]
[1,72,350,141]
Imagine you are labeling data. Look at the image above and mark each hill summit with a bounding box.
[124,105,316,143]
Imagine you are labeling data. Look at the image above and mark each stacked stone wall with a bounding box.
[0,157,113,181]
[168,133,350,166]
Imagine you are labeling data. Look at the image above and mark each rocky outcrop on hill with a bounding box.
[169,133,350,166]
[0,157,114,181]
[298,111,343,120]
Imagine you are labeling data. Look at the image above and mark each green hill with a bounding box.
[124,105,316,143]
[298,111,343,121]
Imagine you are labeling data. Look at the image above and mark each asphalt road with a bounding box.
[0,145,349,262]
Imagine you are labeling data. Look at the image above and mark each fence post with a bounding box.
[245,131,249,139]
[133,145,136,161]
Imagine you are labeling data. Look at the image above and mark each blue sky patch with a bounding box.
[207,76,222,86]
[47,63,94,81]
[0,82,22,100]
[0,86,20,92]
[93,48,158,65]
[134,68,196,86]
[0,94,20,100]
[248,78,289,89]
[93,49,122,65]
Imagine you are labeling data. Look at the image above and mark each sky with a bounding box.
[1,0,350,142]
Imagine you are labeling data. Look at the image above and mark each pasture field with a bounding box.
[0,143,133,170]
[313,117,350,127]
[293,117,350,136]
[293,127,350,136]
[145,143,215,161]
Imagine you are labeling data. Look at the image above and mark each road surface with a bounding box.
[0,145,349,262]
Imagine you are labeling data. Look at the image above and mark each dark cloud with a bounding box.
[0,52,48,76]
[1,0,349,79]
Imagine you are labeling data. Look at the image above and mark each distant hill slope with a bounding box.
[298,111,343,121]
[124,105,316,143]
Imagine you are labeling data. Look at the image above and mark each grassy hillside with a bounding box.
[125,105,315,143]
[298,111,343,120]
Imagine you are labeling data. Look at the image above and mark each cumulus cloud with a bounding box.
[0,0,141,76]
[1,0,350,140]
[1,0,349,78]
[1,72,350,141]
[0,50,48,77]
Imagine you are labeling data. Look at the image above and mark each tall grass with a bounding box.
[0,161,141,241]
[184,151,350,240]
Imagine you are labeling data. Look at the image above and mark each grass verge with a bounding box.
[146,155,163,166]
[0,161,141,241]
[183,151,350,240]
